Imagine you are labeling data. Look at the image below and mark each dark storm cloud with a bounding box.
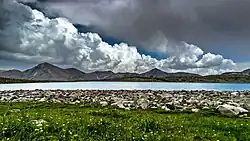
[22,0,250,61]
[0,0,239,75]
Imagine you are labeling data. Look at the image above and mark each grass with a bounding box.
[117,75,250,83]
[0,102,249,141]
[2,74,250,84]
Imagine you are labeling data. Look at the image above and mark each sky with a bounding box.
[0,0,250,75]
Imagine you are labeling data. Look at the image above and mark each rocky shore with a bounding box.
[1,90,250,117]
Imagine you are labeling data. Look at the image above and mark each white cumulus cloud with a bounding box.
[0,0,236,75]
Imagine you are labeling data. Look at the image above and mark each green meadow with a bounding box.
[0,102,249,141]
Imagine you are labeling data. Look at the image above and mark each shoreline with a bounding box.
[1,81,250,91]
[1,89,250,117]
[2,80,250,84]
[1,89,250,92]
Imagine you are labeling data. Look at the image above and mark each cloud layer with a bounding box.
[0,0,236,75]
[23,0,250,62]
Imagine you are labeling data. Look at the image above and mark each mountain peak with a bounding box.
[22,62,71,80]
[37,62,54,67]
[141,68,168,77]
[146,68,167,74]
[34,62,62,71]
[149,68,163,72]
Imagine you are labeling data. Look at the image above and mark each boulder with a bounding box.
[0,97,7,102]
[117,103,125,109]
[122,101,135,108]
[8,95,18,101]
[186,98,199,105]
[165,102,176,110]
[227,102,240,107]
[124,107,130,110]
[239,114,248,118]
[161,93,173,98]
[231,92,239,97]
[39,97,47,102]
[111,101,125,109]
[161,106,170,111]
[202,106,210,110]
[191,109,200,113]
[236,107,249,113]
[217,104,248,117]
[242,104,250,111]
[137,98,149,109]
[100,101,108,107]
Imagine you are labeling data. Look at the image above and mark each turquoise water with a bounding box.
[1,82,250,91]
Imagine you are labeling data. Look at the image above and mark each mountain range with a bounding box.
[0,62,249,81]
[0,62,199,81]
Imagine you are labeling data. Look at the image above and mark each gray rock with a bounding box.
[239,114,248,118]
[124,107,130,110]
[227,102,240,107]
[0,97,7,101]
[39,97,47,102]
[202,106,210,110]
[191,109,200,113]
[231,92,239,97]
[242,104,250,111]
[117,103,125,109]
[111,101,126,109]
[122,101,135,107]
[162,93,173,98]
[8,95,18,101]
[137,98,149,109]
[217,104,248,117]
[100,101,108,107]
[161,106,170,111]
[187,98,199,104]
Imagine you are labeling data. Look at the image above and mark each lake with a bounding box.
[1,82,250,91]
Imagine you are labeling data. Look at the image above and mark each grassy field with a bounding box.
[0,103,249,141]
[1,74,250,84]
[117,75,250,83]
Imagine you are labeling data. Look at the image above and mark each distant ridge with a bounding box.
[0,69,23,79]
[242,69,250,75]
[222,69,250,76]
[0,63,118,81]
[1,62,248,81]
[140,68,199,77]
